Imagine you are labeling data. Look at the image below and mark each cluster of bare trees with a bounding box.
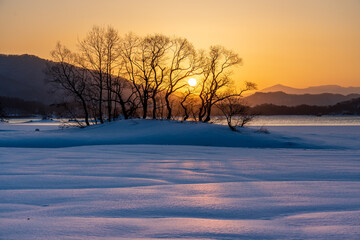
[46,26,256,128]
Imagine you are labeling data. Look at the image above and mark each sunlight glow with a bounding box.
[0,1,359,89]
[188,78,197,87]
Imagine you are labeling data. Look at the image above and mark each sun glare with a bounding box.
[188,78,197,87]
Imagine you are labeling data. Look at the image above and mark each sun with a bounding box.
[188,78,197,87]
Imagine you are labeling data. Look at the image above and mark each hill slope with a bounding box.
[0,54,58,103]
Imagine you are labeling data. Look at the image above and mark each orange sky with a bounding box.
[0,0,359,90]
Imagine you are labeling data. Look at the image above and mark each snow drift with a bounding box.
[0,119,328,148]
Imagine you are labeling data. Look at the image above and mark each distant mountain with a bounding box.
[0,54,59,103]
[250,97,360,115]
[2,54,360,108]
[244,91,360,107]
[260,84,360,95]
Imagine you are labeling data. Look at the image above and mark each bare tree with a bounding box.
[179,87,194,121]
[144,34,171,119]
[104,27,121,121]
[78,25,121,123]
[46,42,91,126]
[163,38,200,119]
[119,33,171,119]
[119,33,151,119]
[216,96,255,131]
[197,46,256,122]
[112,76,140,119]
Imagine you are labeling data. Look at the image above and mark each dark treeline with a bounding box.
[45,26,256,127]
[1,96,359,122]
[0,96,50,117]
[251,97,360,115]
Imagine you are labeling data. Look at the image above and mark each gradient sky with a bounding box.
[0,0,359,89]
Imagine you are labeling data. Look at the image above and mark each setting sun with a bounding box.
[188,78,197,87]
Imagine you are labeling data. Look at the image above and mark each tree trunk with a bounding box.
[107,88,112,122]
[142,100,148,119]
[203,104,212,123]
[152,96,157,119]
[79,96,90,126]
[180,102,189,121]
[118,97,129,120]
[165,94,172,120]
[198,107,205,122]
[113,98,118,121]
[98,76,104,123]
[98,90,104,123]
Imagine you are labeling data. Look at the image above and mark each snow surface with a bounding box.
[0,119,359,239]
[0,119,353,149]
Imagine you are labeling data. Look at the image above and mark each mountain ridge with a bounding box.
[260,84,360,95]
[244,91,360,107]
[1,54,360,107]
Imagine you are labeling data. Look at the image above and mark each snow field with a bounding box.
[0,145,359,239]
[0,119,359,239]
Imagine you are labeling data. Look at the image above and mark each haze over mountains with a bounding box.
[245,82,360,107]
[260,84,360,95]
[244,92,360,107]
[1,54,360,108]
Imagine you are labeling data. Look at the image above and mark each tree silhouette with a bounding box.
[46,42,91,126]
[78,26,121,123]
[47,26,256,127]
[197,46,256,122]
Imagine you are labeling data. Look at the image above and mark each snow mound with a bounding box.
[0,119,330,148]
